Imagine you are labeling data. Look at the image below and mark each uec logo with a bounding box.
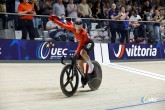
[36,42,68,59]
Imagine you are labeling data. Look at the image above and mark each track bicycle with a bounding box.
[60,56,102,97]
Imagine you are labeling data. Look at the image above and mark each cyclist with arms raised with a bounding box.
[49,15,95,78]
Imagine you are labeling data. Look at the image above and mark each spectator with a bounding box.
[77,0,93,30]
[116,0,125,10]
[126,0,132,12]
[160,24,165,41]
[154,0,165,16]
[53,0,65,16]
[118,6,129,43]
[129,10,146,43]
[93,0,104,14]
[92,2,104,18]
[132,0,141,7]
[153,10,164,43]
[18,0,36,40]
[141,0,152,20]
[74,0,80,4]
[132,1,141,14]
[29,0,40,29]
[109,0,115,4]
[88,2,93,10]
[63,0,69,8]
[66,0,78,18]
[39,0,52,15]
[0,0,20,29]
[103,2,111,19]
[6,0,15,21]
[15,0,20,13]
[148,0,155,7]
[39,0,52,30]
[77,0,93,18]
[109,3,121,43]
[0,0,6,29]
[46,19,62,40]
[146,8,154,43]
[154,0,164,9]
[88,2,93,25]
[47,15,74,41]
[14,0,20,30]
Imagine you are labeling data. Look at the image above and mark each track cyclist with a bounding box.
[49,15,96,80]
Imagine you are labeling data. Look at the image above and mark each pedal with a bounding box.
[82,84,85,88]
[81,76,88,87]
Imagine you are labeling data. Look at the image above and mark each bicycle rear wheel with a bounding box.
[88,61,102,91]
[60,64,79,97]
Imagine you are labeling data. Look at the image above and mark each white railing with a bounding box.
[0,12,164,23]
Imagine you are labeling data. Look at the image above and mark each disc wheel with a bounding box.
[88,61,102,91]
[60,64,79,97]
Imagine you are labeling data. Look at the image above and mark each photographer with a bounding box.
[129,10,146,43]
[153,10,164,43]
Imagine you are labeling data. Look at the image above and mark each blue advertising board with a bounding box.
[0,39,94,60]
[109,43,165,60]
[0,39,164,61]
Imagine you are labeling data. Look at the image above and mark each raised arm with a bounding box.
[158,16,164,22]
[49,15,74,31]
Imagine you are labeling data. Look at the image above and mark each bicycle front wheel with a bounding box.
[60,64,79,97]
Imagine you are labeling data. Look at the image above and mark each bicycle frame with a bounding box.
[61,56,86,78]
[75,64,85,78]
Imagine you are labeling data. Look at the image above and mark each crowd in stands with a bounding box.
[0,0,165,43]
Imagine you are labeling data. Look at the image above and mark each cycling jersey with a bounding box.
[49,16,91,55]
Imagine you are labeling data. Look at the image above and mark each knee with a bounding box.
[80,50,86,56]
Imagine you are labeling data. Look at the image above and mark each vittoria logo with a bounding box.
[113,44,157,58]
[36,42,68,59]
[113,44,125,58]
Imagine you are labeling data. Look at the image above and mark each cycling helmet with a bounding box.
[75,18,82,25]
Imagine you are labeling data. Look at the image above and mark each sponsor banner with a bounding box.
[109,44,165,60]
[0,39,94,60]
